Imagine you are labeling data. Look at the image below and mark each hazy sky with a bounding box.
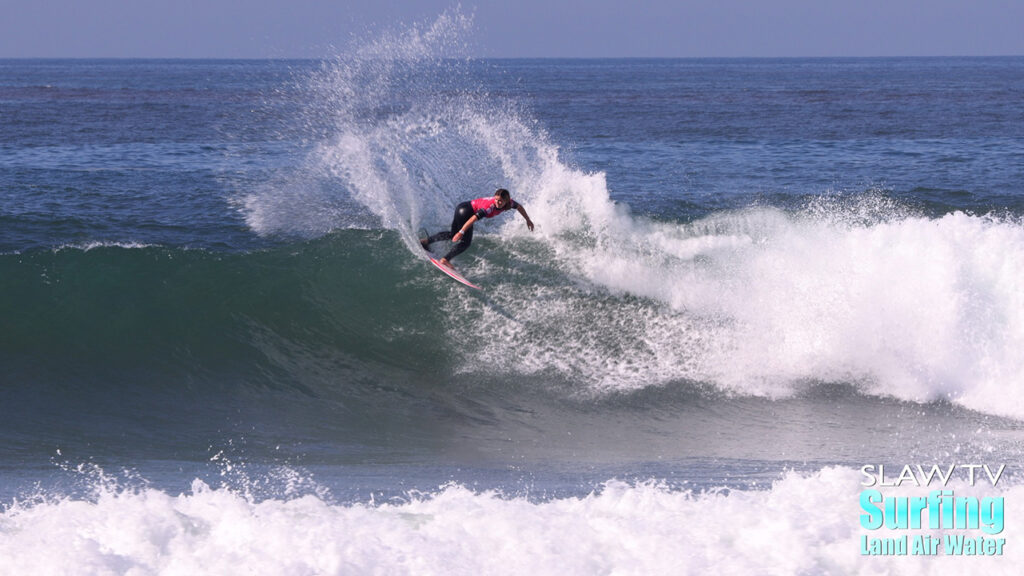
[2,0,1022,58]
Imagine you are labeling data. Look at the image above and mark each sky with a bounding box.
[1,0,1022,59]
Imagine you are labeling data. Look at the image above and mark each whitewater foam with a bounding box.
[54,241,156,252]
[445,148,1024,417]
[470,184,1024,417]
[2,466,1019,575]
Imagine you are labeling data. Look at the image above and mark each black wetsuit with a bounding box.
[425,201,476,261]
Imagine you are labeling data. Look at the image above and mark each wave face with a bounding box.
[1,239,445,384]
[6,207,1022,423]
[4,213,1021,470]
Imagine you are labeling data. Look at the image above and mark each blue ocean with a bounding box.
[3,15,1024,575]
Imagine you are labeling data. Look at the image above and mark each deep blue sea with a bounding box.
[2,20,1024,575]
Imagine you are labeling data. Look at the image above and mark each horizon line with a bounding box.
[2,54,1023,61]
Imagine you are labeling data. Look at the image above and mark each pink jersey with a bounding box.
[470,197,519,219]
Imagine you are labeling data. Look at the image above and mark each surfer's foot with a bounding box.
[440,258,453,269]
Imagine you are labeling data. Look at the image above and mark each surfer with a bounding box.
[421,188,534,268]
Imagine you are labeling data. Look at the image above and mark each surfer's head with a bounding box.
[495,188,510,208]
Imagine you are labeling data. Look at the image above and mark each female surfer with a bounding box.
[421,188,534,269]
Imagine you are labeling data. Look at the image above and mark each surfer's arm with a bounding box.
[453,215,478,241]
[516,204,535,232]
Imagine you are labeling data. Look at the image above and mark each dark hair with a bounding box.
[495,188,510,200]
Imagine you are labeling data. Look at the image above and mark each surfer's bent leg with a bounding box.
[443,229,472,261]
[426,201,474,246]
[425,230,452,244]
[442,201,474,261]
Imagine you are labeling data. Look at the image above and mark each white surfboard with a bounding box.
[428,257,481,290]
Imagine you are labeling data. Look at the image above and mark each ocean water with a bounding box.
[3,15,1024,576]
